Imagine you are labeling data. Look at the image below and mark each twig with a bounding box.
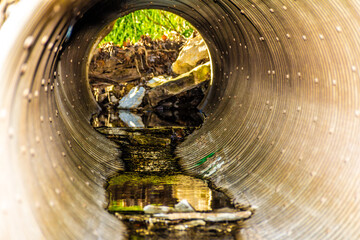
[160,10,180,34]
[132,12,137,41]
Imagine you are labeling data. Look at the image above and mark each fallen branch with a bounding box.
[153,211,252,222]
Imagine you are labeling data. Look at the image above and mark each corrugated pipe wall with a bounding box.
[0,0,359,239]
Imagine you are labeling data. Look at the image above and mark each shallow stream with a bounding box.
[92,109,251,239]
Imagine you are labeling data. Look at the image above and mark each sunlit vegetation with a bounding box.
[99,9,194,46]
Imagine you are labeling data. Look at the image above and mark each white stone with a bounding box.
[118,86,145,109]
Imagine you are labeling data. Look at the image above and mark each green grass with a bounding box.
[100,9,194,46]
[108,204,143,212]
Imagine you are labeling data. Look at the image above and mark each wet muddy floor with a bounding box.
[92,109,252,239]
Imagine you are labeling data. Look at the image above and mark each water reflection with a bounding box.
[96,124,197,173]
[107,173,232,212]
[93,106,249,240]
[91,108,204,129]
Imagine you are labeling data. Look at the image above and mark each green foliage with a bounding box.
[100,9,194,46]
[108,205,143,212]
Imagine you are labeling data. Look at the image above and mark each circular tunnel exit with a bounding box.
[0,0,359,239]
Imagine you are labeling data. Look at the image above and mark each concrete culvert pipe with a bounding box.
[0,0,359,239]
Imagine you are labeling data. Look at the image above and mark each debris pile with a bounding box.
[89,34,184,84]
[90,33,211,127]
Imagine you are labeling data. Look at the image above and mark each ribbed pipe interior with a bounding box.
[0,0,359,239]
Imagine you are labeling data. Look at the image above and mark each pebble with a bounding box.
[110,95,119,104]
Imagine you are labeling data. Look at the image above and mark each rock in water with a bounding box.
[143,205,173,214]
[118,110,145,128]
[172,34,210,75]
[118,86,145,109]
[153,211,252,222]
[174,199,195,213]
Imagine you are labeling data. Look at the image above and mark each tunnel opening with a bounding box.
[87,9,253,239]
[89,9,210,129]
